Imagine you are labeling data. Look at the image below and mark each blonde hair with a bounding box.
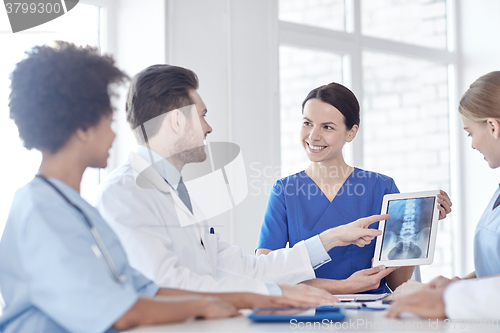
[459,71,500,123]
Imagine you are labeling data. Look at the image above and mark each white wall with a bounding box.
[230,0,281,251]
[456,0,500,275]
[106,0,167,174]
[167,0,280,250]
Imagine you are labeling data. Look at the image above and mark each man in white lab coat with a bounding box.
[96,65,394,301]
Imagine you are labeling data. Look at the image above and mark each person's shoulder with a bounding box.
[9,179,76,235]
[18,177,60,209]
[96,158,167,208]
[97,159,144,199]
[262,171,302,197]
[100,160,135,188]
[352,168,396,187]
[277,170,308,185]
[7,180,39,225]
[267,171,309,198]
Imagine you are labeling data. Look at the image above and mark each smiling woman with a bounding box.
[256,82,453,295]
[300,83,359,170]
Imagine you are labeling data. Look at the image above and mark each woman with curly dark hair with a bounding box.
[0,41,307,333]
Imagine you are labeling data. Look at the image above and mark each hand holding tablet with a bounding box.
[373,191,441,267]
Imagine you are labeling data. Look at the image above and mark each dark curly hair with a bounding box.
[9,41,127,152]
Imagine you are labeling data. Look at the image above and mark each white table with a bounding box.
[126,309,500,332]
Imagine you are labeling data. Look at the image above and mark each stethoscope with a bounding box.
[36,174,127,283]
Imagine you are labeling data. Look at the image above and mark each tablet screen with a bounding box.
[379,197,436,260]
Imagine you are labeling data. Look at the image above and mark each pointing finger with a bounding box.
[358,214,390,228]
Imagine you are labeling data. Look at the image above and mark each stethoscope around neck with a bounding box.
[36,174,127,283]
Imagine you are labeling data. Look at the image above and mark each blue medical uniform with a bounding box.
[474,185,500,277]
[0,177,159,333]
[257,168,399,293]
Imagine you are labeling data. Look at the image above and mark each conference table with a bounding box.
[126,308,500,332]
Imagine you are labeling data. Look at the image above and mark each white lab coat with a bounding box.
[444,276,500,319]
[95,152,316,295]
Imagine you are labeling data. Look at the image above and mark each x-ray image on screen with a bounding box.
[379,197,435,260]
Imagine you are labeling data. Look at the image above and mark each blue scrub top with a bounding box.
[474,185,500,277]
[0,177,159,333]
[257,168,399,294]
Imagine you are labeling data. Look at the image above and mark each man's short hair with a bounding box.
[126,65,199,142]
[9,41,126,153]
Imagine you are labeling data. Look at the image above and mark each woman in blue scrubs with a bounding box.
[0,42,312,333]
[256,83,452,294]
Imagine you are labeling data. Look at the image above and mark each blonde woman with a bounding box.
[388,71,500,319]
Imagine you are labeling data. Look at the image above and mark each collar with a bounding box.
[135,145,182,190]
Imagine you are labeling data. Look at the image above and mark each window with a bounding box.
[362,52,450,193]
[279,46,344,176]
[0,2,106,236]
[361,0,447,49]
[279,0,346,31]
[278,0,456,281]
[362,51,453,278]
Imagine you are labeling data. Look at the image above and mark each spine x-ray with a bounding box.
[380,197,435,260]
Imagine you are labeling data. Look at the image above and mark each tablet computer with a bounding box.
[373,190,440,267]
[248,306,345,322]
